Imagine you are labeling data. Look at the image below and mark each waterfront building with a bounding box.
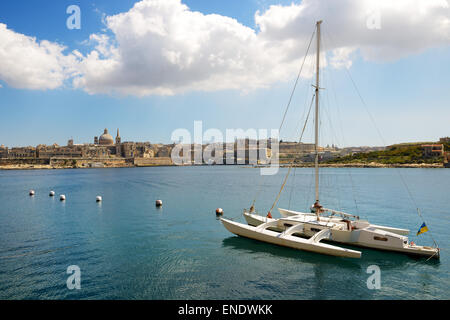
[0,145,8,158]
[279,141,315,154]
[421,144,444,157]
[8,147,37,158]
[37,144,84,158]
[0,128,170,162]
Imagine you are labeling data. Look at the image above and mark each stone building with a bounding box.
[0,145,8,158]
[421,144,444,157]
[37,144,84,158]
[279,141,315,154]
[155,145,171,157]
[0,128,158,160]
[83,145,111,158]
[8,147,37,158]
[2,128,280,165]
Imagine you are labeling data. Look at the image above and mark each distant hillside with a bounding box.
[326,143,446,165]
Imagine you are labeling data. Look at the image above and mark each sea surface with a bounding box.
[0,166,448,299]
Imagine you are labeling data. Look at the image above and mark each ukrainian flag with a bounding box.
[416,223,428,236]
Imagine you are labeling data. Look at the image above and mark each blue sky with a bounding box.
[0,0,449,148]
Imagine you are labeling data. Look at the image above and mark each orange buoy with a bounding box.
[266,212,272,219]
[155,200,163,207]
[215,208,223,216]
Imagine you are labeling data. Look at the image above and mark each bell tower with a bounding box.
[116,128,121,157]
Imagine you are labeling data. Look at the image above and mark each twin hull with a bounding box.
[243,211,439,259]
[220,218,361,258]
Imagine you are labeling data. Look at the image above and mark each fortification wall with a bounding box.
[0,158,50,165]
[134,157,173,166]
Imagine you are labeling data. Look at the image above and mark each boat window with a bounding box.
[374,236,388,241]
[311,228,322,232]
[284,224,293,228]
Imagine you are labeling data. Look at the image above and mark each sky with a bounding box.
[0,0,449,148]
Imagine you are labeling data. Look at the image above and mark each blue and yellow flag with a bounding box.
[416,223,428,236]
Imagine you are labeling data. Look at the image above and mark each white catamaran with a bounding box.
[220,21,440,260]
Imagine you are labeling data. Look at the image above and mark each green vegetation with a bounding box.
[442,141,450,152]
[326,144,445,165]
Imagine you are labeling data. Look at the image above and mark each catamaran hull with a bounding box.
[278,208,409,235]
[220,218,361,258]
[244,212,439,259]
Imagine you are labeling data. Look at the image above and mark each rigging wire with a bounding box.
[321,79,342,211]
[250,27,316,210]
[287,54,317,210]
[278,29,316,133]
[321,40,361,216]
[287,166,297,210]
[320,40,361,215]
[267,93,315,215]
[323,22,438,247]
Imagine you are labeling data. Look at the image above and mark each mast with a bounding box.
[314,20,322,204]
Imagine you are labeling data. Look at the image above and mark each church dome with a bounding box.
[99,128,114,145]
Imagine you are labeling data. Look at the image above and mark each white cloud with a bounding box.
[255,0,450,62]
[0,23,79,90]
[75,0,449,96]
[329,47,355,69]
[74,0,299,96]
[0,0,449,95]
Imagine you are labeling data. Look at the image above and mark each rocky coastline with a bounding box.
[283,162,444,168]
[2,161,445,170]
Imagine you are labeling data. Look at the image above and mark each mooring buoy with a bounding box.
[29,190,35,196]
[96,196,102,202]
[49,191,55,197]
[60,194,66,201]
[216,208,224,216]
[155,199,163,207]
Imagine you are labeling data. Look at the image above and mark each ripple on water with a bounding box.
[0,167,449,299]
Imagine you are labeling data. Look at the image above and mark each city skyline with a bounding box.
[0,0,449,148]
[1,123,447,150]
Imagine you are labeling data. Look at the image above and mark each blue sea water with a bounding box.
[0,166,448,300]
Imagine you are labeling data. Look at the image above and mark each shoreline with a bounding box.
[296,162,444,168]
[0,163,176,171]
[249,162,445,168]
[0,162,445,170]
